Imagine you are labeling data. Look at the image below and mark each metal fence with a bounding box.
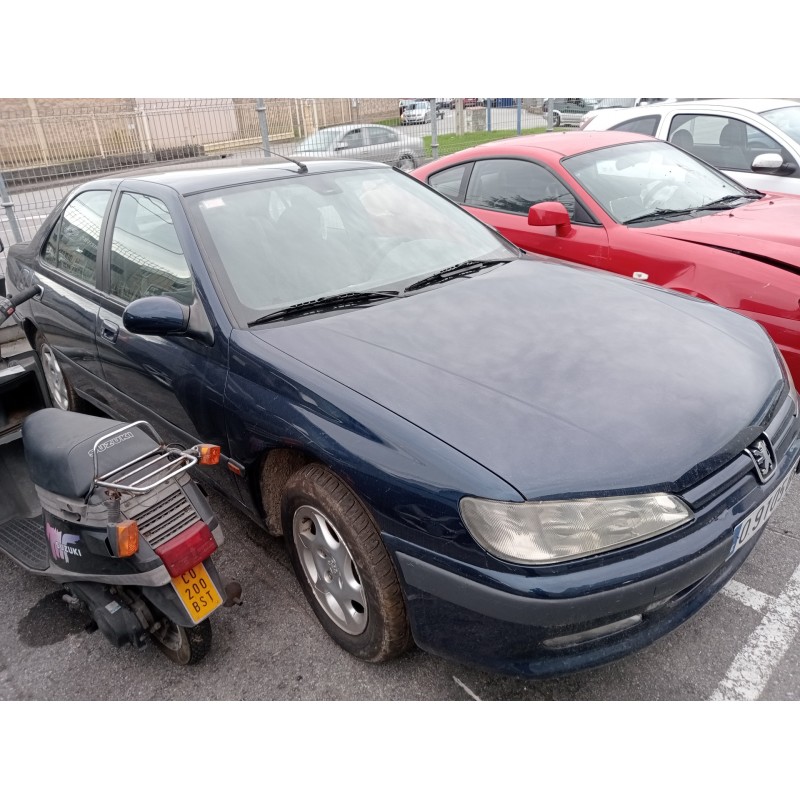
[0,97,551,270]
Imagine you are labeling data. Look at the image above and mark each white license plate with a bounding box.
[729,465,797,558]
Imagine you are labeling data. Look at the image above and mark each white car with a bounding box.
[581,98,800,195]
[401,100,444,125]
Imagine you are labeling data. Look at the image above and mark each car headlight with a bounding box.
[459,493,693,565]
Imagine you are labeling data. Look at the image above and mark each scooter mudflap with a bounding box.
[0,515,48,570]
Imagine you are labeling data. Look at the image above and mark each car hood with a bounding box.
[253,259,784,500]
[640,194,800,268]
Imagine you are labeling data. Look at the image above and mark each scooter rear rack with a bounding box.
[92,421,199,496]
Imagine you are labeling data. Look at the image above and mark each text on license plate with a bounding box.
[172,562,223,623]
[730,467,796,559]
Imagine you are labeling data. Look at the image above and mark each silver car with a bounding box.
[293,123,425,171]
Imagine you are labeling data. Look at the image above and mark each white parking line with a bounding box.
[721,579,774,613]
[453,676,481,701]
[711,562,800,700]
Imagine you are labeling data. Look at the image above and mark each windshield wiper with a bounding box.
[691,193,763,211]
[248,290,399,326]
[624,208,699,224]
[404,259,510,292]
[626,192,764,225]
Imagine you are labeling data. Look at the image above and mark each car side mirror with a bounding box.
[123,295,189,337]
[528,202,571,233]
[751,153,785,172]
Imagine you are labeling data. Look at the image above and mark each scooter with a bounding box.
[0,281,241,665]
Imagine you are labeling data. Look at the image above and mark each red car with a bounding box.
[412,131,800,384]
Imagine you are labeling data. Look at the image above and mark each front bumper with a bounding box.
[384,407,800,678]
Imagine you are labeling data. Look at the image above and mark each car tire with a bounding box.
[35,331,86,412]
[282,464,412,663]
[396,155,416,172]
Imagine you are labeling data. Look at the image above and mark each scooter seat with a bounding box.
[22,409,160,498]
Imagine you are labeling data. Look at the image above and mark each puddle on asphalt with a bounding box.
[17,590,91,646]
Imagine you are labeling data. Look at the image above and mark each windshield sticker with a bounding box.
[200,198,225,209]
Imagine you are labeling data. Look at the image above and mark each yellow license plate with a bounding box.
[172,562,223,623]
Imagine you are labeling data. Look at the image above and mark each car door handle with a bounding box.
[100,320,119,342]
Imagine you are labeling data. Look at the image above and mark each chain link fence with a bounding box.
[0,97,553,282]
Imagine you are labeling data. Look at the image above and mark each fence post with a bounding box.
[0,172,23,245]
[547,99,555,131]
[429,98,439,161]
[517,98,522,134]
[256,99,271,156]
[487,99,492,132]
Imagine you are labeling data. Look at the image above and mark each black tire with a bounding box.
[34,331,86,412]
[152,618,212,666]
[396,155,416,172]
[282,464,411,663]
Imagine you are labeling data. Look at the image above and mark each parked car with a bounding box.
[293,123,423,171]
[488,98,517,108]
[541,98,599,127]
[401,100,443,125]
[413,130,800,384]
[580,99,800,195]
[5,158,799,678]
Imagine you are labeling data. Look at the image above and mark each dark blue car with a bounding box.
[6,159,800,677]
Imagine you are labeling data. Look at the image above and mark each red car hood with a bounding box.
[640,194,800,266]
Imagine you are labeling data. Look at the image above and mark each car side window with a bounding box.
[52,190,111,284]
[340,129,365,149]
[611,115,661,136]
[367,127,396,146]
[42,219,61,267]
[429,164,469,201]
[109,192,193,304]
[668,114,799,173]
[464,159,578,219]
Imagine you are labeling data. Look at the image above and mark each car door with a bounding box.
[456,158,610,267]
[30,188,113,405]
[664,112,800,194]
[365,126,400,163]
[336,127,373,160]
[93,182,239,498]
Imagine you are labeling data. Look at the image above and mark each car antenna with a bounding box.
[266,149,308,174]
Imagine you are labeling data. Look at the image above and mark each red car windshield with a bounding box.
[563,141,754,224]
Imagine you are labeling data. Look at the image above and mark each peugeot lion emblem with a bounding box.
[746,435,777,483]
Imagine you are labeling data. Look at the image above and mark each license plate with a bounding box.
[172,562,223,623]
[729,465,796,559]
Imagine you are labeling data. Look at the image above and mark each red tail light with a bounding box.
[155,521,217,578]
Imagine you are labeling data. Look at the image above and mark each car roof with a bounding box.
[465,130,654,158]
[83,157,390,195]
[592,98,800,122]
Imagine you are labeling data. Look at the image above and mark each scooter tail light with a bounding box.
[198,444,221,466]
[155,520,217,578]
[115,520,140,558]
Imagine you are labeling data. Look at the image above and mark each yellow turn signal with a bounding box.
[198,444,221,466]
[116,520,140,558]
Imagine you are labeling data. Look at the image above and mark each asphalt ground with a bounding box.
[2,454,800,702]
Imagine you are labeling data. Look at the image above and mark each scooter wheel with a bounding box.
[153,618,212,666]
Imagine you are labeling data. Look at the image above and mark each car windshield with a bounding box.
[563,140,753,224]
[760,106,800,146]
[187,167,514,321]
[296,129,343,151]
[407,103,427,111]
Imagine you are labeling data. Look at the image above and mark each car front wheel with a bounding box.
[396,154,416,172]
[282,464,411,663]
